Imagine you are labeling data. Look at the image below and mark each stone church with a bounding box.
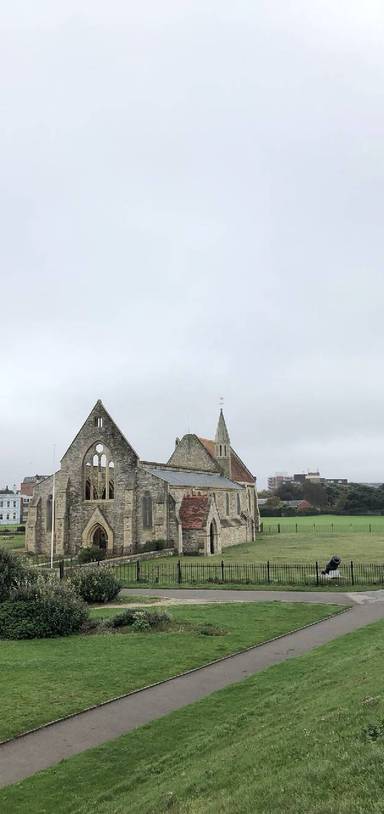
[26,401,260,557]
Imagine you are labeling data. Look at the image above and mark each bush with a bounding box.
[108,608,172,630]
[69,567,121,603]
[0,582,87,639]
[16,525,25,533]
[0,548,30,601]
[198,623,226,636]
[78,546,107,564]
[142,539,169,553]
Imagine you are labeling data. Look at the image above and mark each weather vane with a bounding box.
[220,396,224,410]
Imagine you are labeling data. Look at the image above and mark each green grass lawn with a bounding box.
[4,616,384,814]
[0,602,339,741]
[222,531,384,563]
[261,513,384,533]
[143,528,384,569]
[0,532,25,552]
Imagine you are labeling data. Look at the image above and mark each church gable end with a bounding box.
[60,400,139,472]
[167,434,220,473]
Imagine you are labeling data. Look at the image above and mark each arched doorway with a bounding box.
[209,520,217,555]
[92,525,108,551]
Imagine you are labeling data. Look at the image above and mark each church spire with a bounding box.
[214,408,231,477]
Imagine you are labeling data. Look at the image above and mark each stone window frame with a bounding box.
[236,493,241,515]
[226,493,230,515]
[84,442,115,502]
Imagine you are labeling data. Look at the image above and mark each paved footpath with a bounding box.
[121,587,359,605]
[1,590,384,789]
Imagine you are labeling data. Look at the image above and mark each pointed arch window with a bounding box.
[226,493,230,515]
[84,443,115,501]
[142,492,153,529]
[237,493,241,515]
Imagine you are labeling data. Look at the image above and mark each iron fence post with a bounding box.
[315,561,319,586]
[267,560,270,584]
[59,560,64,580]
[221,560,225,582]
[350,560,354,586]
[177,559,182,584]
[136,560,140,583]
[277,524,280,534]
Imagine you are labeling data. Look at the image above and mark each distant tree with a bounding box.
[302,481,329,510]
[275,483,304,501]
[265,496,282,509]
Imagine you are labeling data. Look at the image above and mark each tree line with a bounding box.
[259,481,384,516]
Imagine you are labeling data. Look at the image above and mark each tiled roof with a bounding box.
[180,495,209,530]
[198,439,255,484]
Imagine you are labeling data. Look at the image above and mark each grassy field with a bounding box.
[220,532,384,564]
[3,616,384,813]
[0,530,25,551]
[0,602,339,741]
[261,514,384,533]
[144,525,384,567]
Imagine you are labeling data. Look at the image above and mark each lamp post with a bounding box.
[50,445,56,569]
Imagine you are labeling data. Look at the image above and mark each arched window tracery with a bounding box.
[84,443,115,501]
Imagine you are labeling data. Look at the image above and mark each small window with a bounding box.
[94,417,103,428]
[7,501,10,508]
[13,513,16,520]
[13,501,16,507]
[6,514,9,520]
[220,444,222,457]
[226,493,230,515]
[0,514,2,520]
[237,493,241,514]
[0,501,3,508]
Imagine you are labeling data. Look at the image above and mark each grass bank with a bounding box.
[0,601,339,741]
[4,616,384,813]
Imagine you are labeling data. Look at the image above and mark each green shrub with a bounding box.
[108,608,172,630]
[142,539,169,553]
[0,548,30,601]
[197,623,227,636]
[69,567,121,603]
[0,583,87,639]
[16,525,25,533]
[131,611,151,632]
[110,608,139,627]
[78,546,107,564]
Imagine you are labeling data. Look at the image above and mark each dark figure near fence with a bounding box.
[321,555,342,576]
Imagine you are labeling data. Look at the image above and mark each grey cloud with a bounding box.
[1,1,384,488]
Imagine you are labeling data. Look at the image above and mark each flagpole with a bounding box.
[50,445,56,569]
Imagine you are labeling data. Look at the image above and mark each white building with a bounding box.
[0,487,22,525]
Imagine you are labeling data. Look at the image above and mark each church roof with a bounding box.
[179,495,209,529]
[147,466,243,490]
[198,438,255,484]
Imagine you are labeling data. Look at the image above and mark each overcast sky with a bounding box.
[1,1,384,489]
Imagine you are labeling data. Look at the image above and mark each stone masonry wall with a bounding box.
[168,435,218,472]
